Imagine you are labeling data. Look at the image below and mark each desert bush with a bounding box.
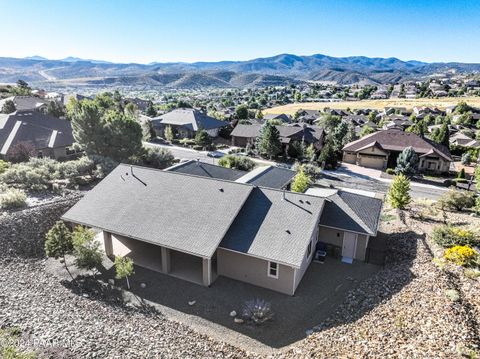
[6,141,36,163]
[464,268,480,279]
[437,190,475,211]
[89,155,118,179]
[242,299,273,325]
[432,225,479,248]
[444,245,478,267]
[0,160,9,174]
[143,147,174,169]
[293,162,320,178]
[218,155,255,171]
[0,188,27,209]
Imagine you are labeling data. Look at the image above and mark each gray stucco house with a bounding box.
[62,163,382,295]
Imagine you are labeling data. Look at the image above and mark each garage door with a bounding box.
[359,155,385,169]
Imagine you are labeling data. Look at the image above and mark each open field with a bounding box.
[264,96,480,115]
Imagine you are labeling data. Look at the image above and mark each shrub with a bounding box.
[291,170,311,193]
[0,188,27,209]
[457,168,466,179]
[461,152,472,165]
[386,168,395,175]
[437,190,475,211]
[143,147,174,169]
[72,226,102,273]
[444,245,478,266]
[218,155,255,171]
[6,141,36,163]
[432,225,479,247]
[242,299,273,325]
[89,155,118,179]
[0,160,9,174]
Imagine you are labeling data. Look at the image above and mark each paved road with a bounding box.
[144,142,279,167]
[319,170,448,200]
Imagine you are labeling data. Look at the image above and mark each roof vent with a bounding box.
[285,229,291,234]
[282,190,286,201]
[219,188,224,192]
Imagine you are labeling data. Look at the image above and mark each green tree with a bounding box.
[388,174,411,209]
[115,256,134,289]
[72,226,102,275]
[235,105,249,120]
[305,144,317,163]
[256,110,264,119]
[194,129,212,149]
[46,101,65,118]
[359,125,376,137]
[461,152,471,166]
[317,140,337,169]
[143,147,175,169]
[256,122,282,159]
[146,101,157,117]
[124,102,138,117]
[287,141,305,159]
[164,125,174,142]
[1,100,16,114]
[395,146,419,177]
[45,221,74,280]
[70,99,107,156]
[103,111,144,162]
[218,155,255,171]
[291,170,311,193]
[432,123,449,148]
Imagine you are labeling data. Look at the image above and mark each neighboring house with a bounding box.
[230,123,324,151]
[62,164,382,295]
[166,160,296,190]
[152,108,228,138]
[263,113,291,123]
[0,111,74,160]
[342,129,452,173]
[450,132,480,148]
[0,96,48,112]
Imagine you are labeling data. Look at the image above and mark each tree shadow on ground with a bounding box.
[54,229,419,351]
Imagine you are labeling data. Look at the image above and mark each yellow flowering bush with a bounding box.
[444,246,478,267]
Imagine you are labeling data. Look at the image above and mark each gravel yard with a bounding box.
[0,197,479,358]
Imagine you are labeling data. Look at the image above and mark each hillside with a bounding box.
[0,53,479,88]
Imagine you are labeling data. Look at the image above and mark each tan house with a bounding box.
[343,129,452,173]
[62,164,382,295]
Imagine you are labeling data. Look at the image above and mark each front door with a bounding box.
[342,232,357,259]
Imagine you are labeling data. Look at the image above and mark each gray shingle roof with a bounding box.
[318,191,382,235]
[0,96,48,111]
[231,123,324,145]
[220,188,324,268]
[235,166,296,189]
[153,108,227,131]
[166,160,247,181]
[0,111,73,155]
[62,164,253,258]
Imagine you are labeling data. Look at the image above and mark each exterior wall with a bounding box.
[419,157,450,173]
[318,226,368,261]
[358,154,386,170]
[343,151,357,164]
[205,128,220,137]
[293,225,319,292]
[231,136,250,147]
[217,248,296,295]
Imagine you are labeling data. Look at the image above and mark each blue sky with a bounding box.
[1,0,479,64]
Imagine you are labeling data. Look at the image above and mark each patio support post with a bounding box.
[161,247,171,274]
[202,258,211,286]
[103,232,113,257]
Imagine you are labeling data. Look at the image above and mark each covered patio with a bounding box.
[98,231,213,287]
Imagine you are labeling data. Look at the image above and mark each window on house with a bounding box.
[268,261,278,278]
[307,240,312,257]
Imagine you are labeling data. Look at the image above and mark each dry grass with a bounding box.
[265,96,480,115]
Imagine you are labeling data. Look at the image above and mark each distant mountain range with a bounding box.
[0,53,479,88]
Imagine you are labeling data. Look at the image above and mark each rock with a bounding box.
[234,318,244,324]
[140,283,146,289]
[188,300,196,306]
[229,310,237,317]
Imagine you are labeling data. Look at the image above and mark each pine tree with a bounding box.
[115,256,134,289]
[72,226,102,275]
[45,221,74,280]
[457,168,466,179]
[164,125,174,142]
[388,174,411,209]
[1,100,16,114]
[195,129,212,149]
[433,123,450,148]
[146,101,157,117]
[395,146,419,177]
[256,122,282,159]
